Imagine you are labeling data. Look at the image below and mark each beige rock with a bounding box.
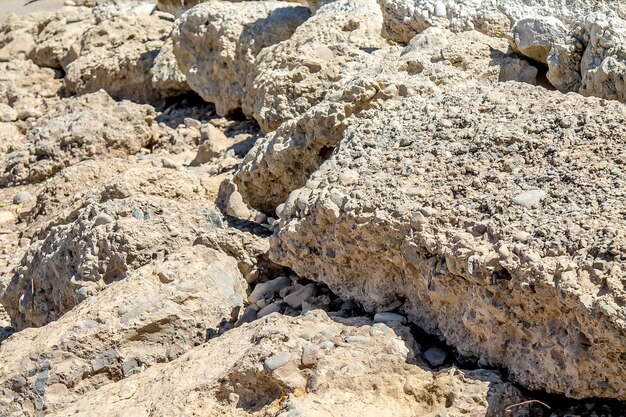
[191,123,230,165]
[0,103,17,122]
[270,82,626,399]
[0,245,246,414]
[52,311,527,416]
[150,37,190,98]
[64,11,171,103]
[29,6,91,69]
[243,0,389,132]
[172,0,310,116]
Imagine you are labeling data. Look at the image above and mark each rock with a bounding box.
[191,123,230,165]
[93,212,114,225]
[29,6,91,69]
[264,352,292,371]
[0,211,15,225]
[510,17,567,64]
[243,0,389,132]
[511,189,547,208]
[64,11,171,103]
[373,312,407,324]
[0,246,246,414]
[270,82,626,399]
[1,195,231,329]
[150,37,190,98]
[12,191,32,205]
[1,98,157,186]
[172,1,310,117]
[248,276,291,304]
[0,103,17,122]
[257,301,282,318]
[226,190,252,220]
[283,283,316,309]
[50,312,527,416]
[423,346,448,367]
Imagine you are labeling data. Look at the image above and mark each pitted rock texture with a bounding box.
[150,37,190,98]
[64,10,171,103]
[270,82,626,399]
[235,27,540,214]
[1,195,217,329]
[1,99,157,186]
[172,0,310,117]
[53,311,526,417]
[0,245,246,414]
[243,0,389,133]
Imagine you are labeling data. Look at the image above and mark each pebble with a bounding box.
[373,312,407,324]
[370,323,392,337]
[94,213,114,226]
[257,301,282,318]
[264,352,292,372]
[0,211,16,225]
[0,103,17,122]
[13,191,32,205]
[423,346,447,367]
[17,109,42,120]
[434,2,447,17]
[284,284,316,309]
[511,189,546,208]
[235,305,259,327]
[161,158,180,170]
[248,276,291,303]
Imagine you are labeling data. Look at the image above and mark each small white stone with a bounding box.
[434,2,447,17]
[512,189,546,208]
[264,352,292,371]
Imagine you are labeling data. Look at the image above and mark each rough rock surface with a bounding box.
[243,0,389,132]
[172,0,310,117]
[235,28,540,213]
[0,245,246,414]
[1,97,158,185]
[53,311,525,417]
[150,37,190,98]
[64,10,171,103]
[270,82,626,399]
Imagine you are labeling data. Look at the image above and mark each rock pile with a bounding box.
[0,0,624,415]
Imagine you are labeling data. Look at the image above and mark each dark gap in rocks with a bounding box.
[318,145,335,162]
[225,107,247,121]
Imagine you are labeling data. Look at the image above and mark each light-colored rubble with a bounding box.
[269,82,626,399]
[0,245,246,414]
[172,0,310,117]
[53,311,527,417]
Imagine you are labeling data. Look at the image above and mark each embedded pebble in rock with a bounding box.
[423,346,448,367]
[264,352,292,372]
[511,189,547,208]
[12,191,32,205]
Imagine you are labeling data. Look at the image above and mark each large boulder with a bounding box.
[269,82,626,399]
[64,9,171,103]
[235,28,540,214]
[0,245,246,414]
[1,99,158,186]
[243,0,389,132]
[172,1,310,117]
[53,311,526,416]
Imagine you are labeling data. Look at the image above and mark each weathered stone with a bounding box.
[172,1,310,116]
[150,37,190,98]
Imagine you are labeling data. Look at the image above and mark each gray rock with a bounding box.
[284,284,316,309]
[94,213,114,226]
[373,312,407,324]
[248,276,292,304]
[423,346,447,367]
[257,301,282,318]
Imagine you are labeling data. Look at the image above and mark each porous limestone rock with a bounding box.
[172,0,310,117]
[510,17,567,64]
[270,82,626,399]
[29,6,91,69]
[1,99,157,186]
[53,311,526,416]
[547,13,626,102]
[150,37,190,98]
[158,0,322,17]
[377,0,625,45]
[64,10,171,103]
[243,0,389,132]
[1,195,215,328]
[0,246,246,414]
[235,28,540,214]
